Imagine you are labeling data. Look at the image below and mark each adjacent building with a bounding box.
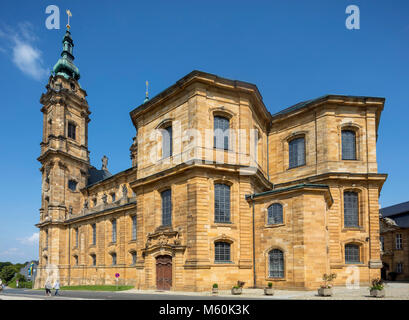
[35,26,387,291]
[380,201,409,280]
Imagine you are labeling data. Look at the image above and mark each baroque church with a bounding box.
[35,26,387,291]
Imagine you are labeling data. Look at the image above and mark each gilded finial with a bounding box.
[66,9,72,30]
[144,80,149,103]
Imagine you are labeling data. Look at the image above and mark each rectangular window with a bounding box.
[68,122,76,140]
[92,224,96,245]
[45,230,49,249]
[214,184,231,223]
[161,190,172,226]
[396,263,403,273]
[111,193,116,202]
[112,253,117,265]
[131,252,137,265]
[215,242,231,262]
[214,116,230,150]
[396,234,403,250]
[162,126,172,158]
[345,244,360,263]
[342,130,357,160]
[112,220,117,243]
[344,191,359,227]
[91,255,96,266]
[75,228,78,247]
[289,137,305,168]
[131,216,137,240]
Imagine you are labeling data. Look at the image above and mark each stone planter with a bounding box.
[318,287,333,297]
[212,287,218,294]
[231,287,242,295]
[264,287,274,296]
[370,288,385,298]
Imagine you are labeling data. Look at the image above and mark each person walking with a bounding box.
[45,280,52,296]
[53,280,60,296]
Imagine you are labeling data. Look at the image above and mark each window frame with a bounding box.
[267,203,284,225]
[91,224,96,246]
[396,234,403,250]
[161,125,173,159]
[213,115,230,151]
[288,136,306,169]
[345,243,361,264]
[214,183,231,224]
[214,241,231,263]
[68,179,78,192]
[111,219,117,243]
[341,129,357,160]
[67,121,76,140]
[111,252,117,266]
[131,215,137,240]
[161,189,172,227]
[343,191,359,228]
[268,249,285,279]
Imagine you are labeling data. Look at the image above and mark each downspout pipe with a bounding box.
[251,194,256,288]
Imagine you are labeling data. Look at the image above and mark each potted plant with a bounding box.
[212,283,218,294]
[231,281,245,295]
[318,273,336,297]
[369,278,385,298]
[264,282,274,296]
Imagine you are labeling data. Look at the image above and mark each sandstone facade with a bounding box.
[35,39,387,291]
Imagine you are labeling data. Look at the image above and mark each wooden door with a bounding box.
[156,255,172,290]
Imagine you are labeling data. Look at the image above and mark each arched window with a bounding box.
[345,244,360,263]
[162,125,172,158]
[130,251,137,265]
[111,252,117,265]
[111,219,117,243]
[74,255,78,266]
[131,215,137,240]
[269,249,284,278]
[91,224,96,245]
[267,203,283,225]
[289,137,305,168]
[68,180,77,191]
[90,254,96,266]
[74,228,79,247]
[342,130,356,160]
[214,184,231,223]
[344,191,359,227]
[45,229,49,249]
[214,116,230,150]
[215,242,231,262]
[161,189,172,226]
[68,122,76,140]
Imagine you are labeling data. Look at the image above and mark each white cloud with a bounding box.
[17,232,39,246]
[0,22,48,81]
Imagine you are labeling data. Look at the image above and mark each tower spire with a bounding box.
[52,9,80,80]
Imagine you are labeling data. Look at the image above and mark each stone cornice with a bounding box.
[129,70,273,129]
[37,149,89,166]
[129,161,273,191]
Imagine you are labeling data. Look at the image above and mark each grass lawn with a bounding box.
[36,285,134,291]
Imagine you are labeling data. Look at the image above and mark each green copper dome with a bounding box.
[53,28,80,80]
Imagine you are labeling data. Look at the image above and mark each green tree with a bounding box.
[0,262,12,273]
[0,265,16,283]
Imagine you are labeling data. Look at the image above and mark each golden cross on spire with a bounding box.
[66,9,72,30]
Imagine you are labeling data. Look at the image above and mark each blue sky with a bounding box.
[0,0,408,263]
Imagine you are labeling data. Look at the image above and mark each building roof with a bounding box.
[380,201,409,228]
[87,166,113,186]
[380,201,409,217]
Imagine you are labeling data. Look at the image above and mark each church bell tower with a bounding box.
[36,22,90,285]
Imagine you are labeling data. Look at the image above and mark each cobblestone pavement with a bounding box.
[127,281,409,300]
[1,282,408,300]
